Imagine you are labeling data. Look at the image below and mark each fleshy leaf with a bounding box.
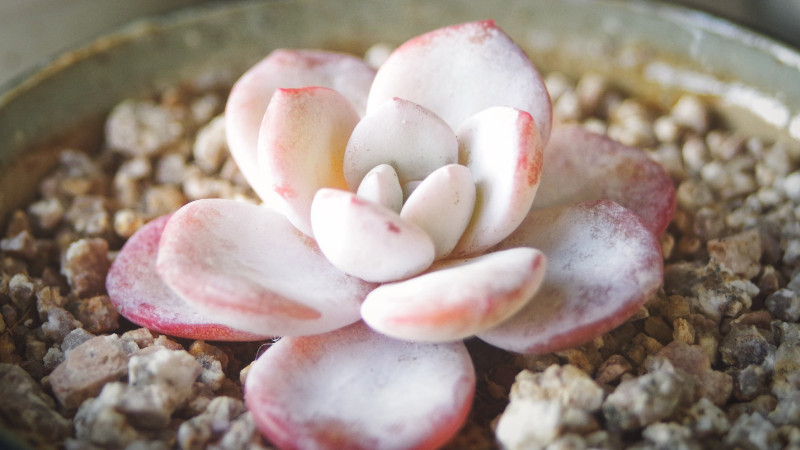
[479,200,663,354]
[245,322,475,450]
[106,215,268,341]
[400,164,475,260]
[226,49,375,202]
[533,126,676,235]
[156,199,373,337]
[310,189,435,283]
[356,164,403,213]
[368,20,552,144]
[362,248,546,342]
[451,106,543,257]
[259,87,360,236]
[344,97,458,189]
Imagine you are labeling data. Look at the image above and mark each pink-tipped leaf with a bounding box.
[310,189,435,283]
[451,106,543,257]
[362,247,546,343]
[533,126,676,235]
[156,199,374,337]
[259,87,361,236]
[106,215,268,341]
[368,20,552,144]
[226,49,375,202]
[344,97,458,189]
[478,200,664,354]
[245,322,475,450]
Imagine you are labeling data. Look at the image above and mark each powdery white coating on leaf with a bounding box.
[361,247,546,342]
[156,199,373,337]
[367,20,552,145]
[400,164,476,260]
[356,164,403,213]
[226,49,375,202]
[451,106,543,257]
[310,189,435,283]
[245,322,475,450]
[344,98,458,189]
[106,215,268,341]
[479,200,663,354]
[533,126,676,235]
[258,87,361,236]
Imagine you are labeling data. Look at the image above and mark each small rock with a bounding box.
[0,363,72,445]
[41,307,82,342]
[724,413,781,450]
[727,395,779,423]
[61,328,96,354]
[66,196,112,238]
[8,273,35,309]
[50,335,129,409]
[70,295,120,333]
[144,184,187,217]
[707,229,762,279]
[684,397,730,438]
[602,362,693,430]
[641,422,697,450]
[595,355,633,385]
[510,365,605,412]
[177,396,246,449]
[765,288,800,322]
[769,396,800,427]
[719,325,775,369]
[106,100,185,157]
[121,328,155,350]
[0,230,36,260]
[129,347,202,409]
[774,321,800,345]
[650,341,732,405]
[672,317,697,344]
[36,286,67,320]
[113,209,146,239]
[193,115,228,173]
[496,399,563,449]
[61,238,111,297]
[73,382,140,448]
[117,384,176,430]
[28,197,65,231]
[43,346,65,370]
[672,95,710,133]
[772,343,800,399]
[155,153,186,185]
[731,365,769,402]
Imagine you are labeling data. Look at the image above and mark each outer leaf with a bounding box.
[479,200,663,354]
[259,87,360,236]
[245,322,475,450]
[362,248,546,342]
[451,106,543,257]
[226,49,375,202]
[533,126,676,235]
[368,20,552,144]
[156,199,374,337]
[106,215,268,341]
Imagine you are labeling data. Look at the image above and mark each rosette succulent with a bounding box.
[107,20,675,449]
